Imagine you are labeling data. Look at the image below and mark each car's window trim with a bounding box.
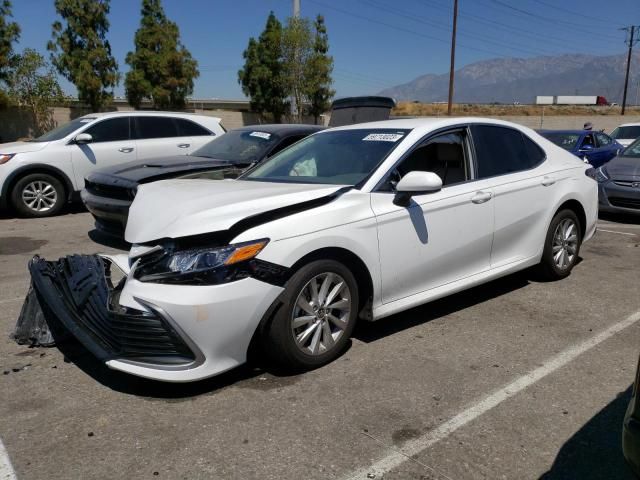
[372,125,476,193]
[470,123,548,181]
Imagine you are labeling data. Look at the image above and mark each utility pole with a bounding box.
[447,0,458,116]
[293,0,300,17]
[621,25,639,115]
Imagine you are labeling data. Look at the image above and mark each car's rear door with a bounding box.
[133,116,193,160]
[70,116,136,189]
[370,128,494,304]
[469,125,550,268]
[174,118,218,153]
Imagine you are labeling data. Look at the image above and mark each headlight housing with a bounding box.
[133,239,270,285]
[595,166,609,183]
[0,153,15,165]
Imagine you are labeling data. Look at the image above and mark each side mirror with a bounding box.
[74,133,93,144]
[393,171,442,206]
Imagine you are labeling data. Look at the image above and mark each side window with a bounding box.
[595,132,612,147]
[269,135,305,157]
[381,131,469,191]
[581,133,595,148]
[84,117,130,143]
[175,118,212,137]
[135,117,179,139]
[472,125,540,178]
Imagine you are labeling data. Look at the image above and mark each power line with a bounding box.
[529,0,626,27]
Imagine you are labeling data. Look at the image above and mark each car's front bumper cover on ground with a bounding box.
[29,254,284,382]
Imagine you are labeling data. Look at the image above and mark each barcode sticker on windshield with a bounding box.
[250,131,271,140]
[362,133,404,142]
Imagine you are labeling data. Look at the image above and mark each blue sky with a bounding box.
[8,0,640,99]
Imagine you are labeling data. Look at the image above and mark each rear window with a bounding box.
[611,126,640,140]
[472,125,544,178]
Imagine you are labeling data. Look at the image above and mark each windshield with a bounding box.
[30,117,97,142]
[611,126,640,140]
[191,130,278,162]
[540,132,580,151]
[243,128,410,186]
[621,138,640,158]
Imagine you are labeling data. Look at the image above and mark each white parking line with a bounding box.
[344,309,640,480]
[0,437,17,480]
[598,228,637,236]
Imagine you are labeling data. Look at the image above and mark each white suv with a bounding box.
[0,111,224,217]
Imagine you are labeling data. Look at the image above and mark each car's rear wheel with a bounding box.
[11,173,66,218]
[538,209,582,280]
[264,259,359,371]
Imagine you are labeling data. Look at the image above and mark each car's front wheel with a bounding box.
[11,173,66,218]
[264,259,359,371]
[538,209,582,280]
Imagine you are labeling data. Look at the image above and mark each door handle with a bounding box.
[471,191,493,204]
[541,177,556,187]
[178,143,190,148]
[118,147,134,153]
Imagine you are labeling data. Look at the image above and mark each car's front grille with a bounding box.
[85,180,136,201]
[609,197,640,210]
[29,255,195,365]
[613,180,637,188]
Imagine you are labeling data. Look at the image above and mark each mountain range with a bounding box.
[378,52,640,104]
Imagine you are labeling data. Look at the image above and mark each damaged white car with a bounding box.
[29,118,598,382]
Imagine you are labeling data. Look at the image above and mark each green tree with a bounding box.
[48,0,119,112]
[282,16,312,123]
[0,0,19,82]
[304,15,334,124]
[7,49,65,135]
[238,12,288,123]
[125,0,199,109]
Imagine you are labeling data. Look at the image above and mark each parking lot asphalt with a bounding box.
[0,209,639,480]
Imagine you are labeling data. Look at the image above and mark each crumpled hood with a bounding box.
[605,155,640,180]
[125,179,345,243]
[0,141,50,154]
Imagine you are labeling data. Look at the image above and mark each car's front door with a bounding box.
[594,132,619,166]
[469,125,550,268]
[370,129,495,304]
[70,117,136,189]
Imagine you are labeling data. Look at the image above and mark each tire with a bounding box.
[537,209,582,280]
[264,259,359,371]
[11,173,66,218]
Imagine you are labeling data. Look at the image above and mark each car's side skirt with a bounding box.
[372,255,540,321]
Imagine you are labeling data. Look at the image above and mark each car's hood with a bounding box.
[605,156,640,180]
[125,179,346,244]
[0,141,51,154]
[88,155,244,185]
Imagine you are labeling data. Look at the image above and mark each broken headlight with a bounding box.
[134,239,269,285]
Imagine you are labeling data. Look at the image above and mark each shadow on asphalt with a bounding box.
[599,212,640,225]
[0,201,87,220]
[353,269,531,343]
[539,386,634,480]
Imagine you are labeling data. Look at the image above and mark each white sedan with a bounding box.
[29,118,598,382]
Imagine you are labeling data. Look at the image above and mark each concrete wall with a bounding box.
[1,104,639,143]
[0,106,320,142]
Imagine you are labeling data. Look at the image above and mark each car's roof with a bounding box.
[79,111,221,121]
[235,124,325,135]
[329,117,537,132]
[538,129,588,135]
[617,122,640,127]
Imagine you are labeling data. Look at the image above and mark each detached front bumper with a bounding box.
[29,254,283,382]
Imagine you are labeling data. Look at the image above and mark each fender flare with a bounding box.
[1,163,76,209]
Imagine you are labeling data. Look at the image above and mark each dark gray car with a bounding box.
[595,138,640,216]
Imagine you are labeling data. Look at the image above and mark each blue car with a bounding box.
[538,130,623,168]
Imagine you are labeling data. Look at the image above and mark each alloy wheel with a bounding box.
[552,218,578,270]
[290,272,352,356]
[21,180,58,212]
